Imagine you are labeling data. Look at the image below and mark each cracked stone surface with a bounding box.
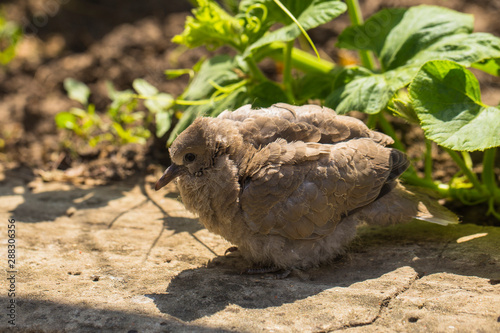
[0,174,499,332]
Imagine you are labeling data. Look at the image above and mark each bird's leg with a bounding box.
[242,266,292,279]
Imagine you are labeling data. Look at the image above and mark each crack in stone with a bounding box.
[432,239,452,272]
[336,271,421,330]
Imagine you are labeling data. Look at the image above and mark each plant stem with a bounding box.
[424,139,433,181]
[401,173,450,197]
[246,57,268,82]
[401,173,489,204]
[462,151,473,170]
[283,40,295,102]
[366,114,378,129]
[482,148,500,200]
[272,0,320,59]
[264,42,335,74]
[443,147,485,192]
[344,0,376,70]
[376,112,405,152]
[377,111,417,175]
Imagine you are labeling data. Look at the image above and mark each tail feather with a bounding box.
[351,182,459,226]
[414,199,459,226]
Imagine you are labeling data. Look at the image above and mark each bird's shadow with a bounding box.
[149,222,499,322]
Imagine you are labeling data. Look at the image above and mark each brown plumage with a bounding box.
[155,103,457,271]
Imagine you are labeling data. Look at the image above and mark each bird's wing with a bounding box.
[218,103,394,147]
[271,103,394,146]
[240,138,407,240]
[219,105,322,146]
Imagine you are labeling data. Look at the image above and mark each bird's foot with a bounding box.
[224,246,239,256]
[242,266,292,279]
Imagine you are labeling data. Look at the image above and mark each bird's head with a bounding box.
[155,117,236,191]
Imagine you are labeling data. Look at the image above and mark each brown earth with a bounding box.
[1,0,500,332]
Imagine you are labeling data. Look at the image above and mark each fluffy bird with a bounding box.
[155,103,457,272]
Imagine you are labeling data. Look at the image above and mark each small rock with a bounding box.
[66,206,77,217]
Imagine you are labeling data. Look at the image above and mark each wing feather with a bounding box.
[240,138,405,240]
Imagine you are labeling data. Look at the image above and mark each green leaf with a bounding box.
[325,66,413,114]
[64,78,91,105]
[144,93,174,114]
[168,86,250,145]
[183,54,246,101]
[329,5,500,114]
[336,8,406,58]
[111,123,147,144]
[133,78,158,96]
[472,58,500,77]
[106,81,135,117]
[241,0,346,58]
[387,93,420,124]
[409,60,500,151]
[0,14,23,65]
[156,110,173,138]
[248,81,288,107]
[164,68,194,80]
[338,6,473,70]
[294,72,336,102]
[165,54,250,145]
[172,0,246,52]
[55,112,78,130]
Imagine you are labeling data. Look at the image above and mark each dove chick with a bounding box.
[155,103,457,271]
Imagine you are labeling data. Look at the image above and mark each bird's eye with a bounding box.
[184,153,196,163]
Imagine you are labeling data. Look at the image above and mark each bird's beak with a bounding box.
[155,163,182,191]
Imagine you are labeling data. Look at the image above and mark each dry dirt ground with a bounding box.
[0,171,499,332]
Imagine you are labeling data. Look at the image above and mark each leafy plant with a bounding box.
[162,0,500,220]
[53,0,500,220]
[0,9,22,66]
[55,78,173,147]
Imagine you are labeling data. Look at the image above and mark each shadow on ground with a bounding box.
[150,222,500,322]
[5,297,234,333]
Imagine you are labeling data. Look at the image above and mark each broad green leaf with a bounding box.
[64,78,90,105]
[472,58,500,77]
[133,78,158,96]
[409,60,500,151]
[155,110,172,138]
[172,0,246,52]
[325,65,414,114]
[248,81,289,107]
[182,55,245,101]
[294,71,338,102]
[405,33,500,69]
[330,5,500,114]
[338,6,473,70]
[241,0,346,58]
